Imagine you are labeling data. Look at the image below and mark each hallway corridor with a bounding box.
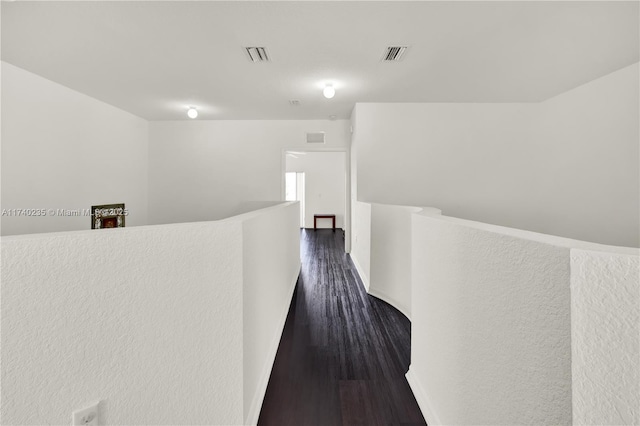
[258,229,426,426]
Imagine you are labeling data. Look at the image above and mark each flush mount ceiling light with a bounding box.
[323,84,335,99]
[187,107,198,119]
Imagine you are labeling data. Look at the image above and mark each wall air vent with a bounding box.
[306,132,325,144]
[382,46,408,62]
[289,100,301,106]
[245,47,270,62]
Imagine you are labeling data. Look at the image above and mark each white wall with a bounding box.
[366,204,440,320]
[1,62,351,234]
[1,62,149,236]
[350,107,359,253]
[350,201,371,291]
[369,204,420,319]
[1,203,301,426]
[148,120,350,225]
[406,208,639,425]
[286,152,346,229]
[1,222,244,425]
[350,200,639,425]
[353,63,639,247]
[354,101,534,234]
[240,203,301,424]
[571,249,640,425]
[409,212,574,425]
[536,63,639,248]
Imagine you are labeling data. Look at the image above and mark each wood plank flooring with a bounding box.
[258,229,426,426]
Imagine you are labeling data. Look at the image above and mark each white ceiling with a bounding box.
[2,1,638,120]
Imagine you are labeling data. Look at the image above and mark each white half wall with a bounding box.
[353,63,639,247]
[286,151,346,229]
[411,212,574,425]
[1,62,149,236]
[407,208,639,425]
[367,203,440,320]
[571,249,640,425]
[240,202,301,424]
[1,222,244,425]
[148,120,350,225]
[350,201,371,291]
[349,199,639,424]
[1,202,301,425]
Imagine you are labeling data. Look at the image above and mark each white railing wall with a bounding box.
[369,204,422,319]
[409,211,575,424]
[1,202,301,426]
[570,249,639,425]
[351,201,372,290]
[239,203,301,424]
[352,201,639,425]
[351,203,440,319]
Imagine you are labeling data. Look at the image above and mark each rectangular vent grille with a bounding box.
[245,47,270,62]
[306,132,325,144]
[383,46,408,61]
[289,100,301,106]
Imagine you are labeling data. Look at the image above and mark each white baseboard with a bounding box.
[244,264,300,425]
[406,366,441,426]
[366,287,411,321]
[350,255,370,292]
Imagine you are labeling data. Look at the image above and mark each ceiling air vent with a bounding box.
[245,47,270,62]
[382,46,408,62]
[306,132,325,144]
[289,100,301,106]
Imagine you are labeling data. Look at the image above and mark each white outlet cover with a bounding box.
[72,402,100,426]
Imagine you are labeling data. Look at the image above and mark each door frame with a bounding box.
[281,147,351,253]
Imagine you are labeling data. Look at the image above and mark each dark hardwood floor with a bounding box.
[258,229,426,426]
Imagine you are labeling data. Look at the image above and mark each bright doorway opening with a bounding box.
[285,172,305,227]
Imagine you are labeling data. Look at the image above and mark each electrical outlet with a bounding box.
[72,402,100,426]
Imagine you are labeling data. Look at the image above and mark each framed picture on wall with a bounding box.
[91,203,126,229]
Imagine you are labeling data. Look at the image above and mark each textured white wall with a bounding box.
[286,152,346,229]
[354,63,639,247]
[148,120,350,225]
[1,62,149,236]
[1,222,244,425]
[368,204,441,320]
[409,212,573,425]
[571,249,640,425]
[350,201,639,424]
[1,203,301,425]
[241,202,301,424]
[350,201,371,291]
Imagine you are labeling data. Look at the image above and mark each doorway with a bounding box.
[285,171,305,227]
[285,151,346,233]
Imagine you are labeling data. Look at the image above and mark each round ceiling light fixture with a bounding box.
[187,107,198,119]
[323,84,335,99]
